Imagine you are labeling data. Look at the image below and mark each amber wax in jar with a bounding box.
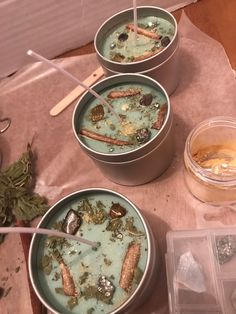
[184,117,236,203]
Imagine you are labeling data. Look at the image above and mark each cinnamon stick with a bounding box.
[107,89,140,99]
[152,105,167,130]
[119,242,141,292]
[127,23,161,40]
[80,128,132,146]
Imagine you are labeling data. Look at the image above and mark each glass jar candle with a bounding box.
[184,116,236,203]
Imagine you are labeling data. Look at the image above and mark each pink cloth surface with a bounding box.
[0,12,236,314]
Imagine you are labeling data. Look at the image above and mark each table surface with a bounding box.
[61,0,236,70]
[1,1,236,314]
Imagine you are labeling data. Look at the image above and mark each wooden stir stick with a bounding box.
[50,66,104,116]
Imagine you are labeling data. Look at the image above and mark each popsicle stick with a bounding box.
[50,66,104,116]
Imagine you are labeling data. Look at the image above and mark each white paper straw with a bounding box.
[0,226,98,248]
[27,50,120,121]
[133,0,138,43]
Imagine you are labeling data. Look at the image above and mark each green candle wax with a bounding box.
[77,82,168,154]
[37,191,148,314]
[101,16,175,63]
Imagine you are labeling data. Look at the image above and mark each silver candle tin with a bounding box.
[28,188,158,314]
[72,73,174,186]
[94,6,179,95]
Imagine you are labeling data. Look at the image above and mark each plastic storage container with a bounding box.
[166,228,236,314]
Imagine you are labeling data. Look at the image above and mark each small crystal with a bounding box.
[216,235,236,264]
[175,251,206,293]
[154,103,160,109]
[110,43,116,49]
[118,33,128,41]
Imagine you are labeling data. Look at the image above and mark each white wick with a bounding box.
[27,50,120,121]
[0,226,98,248]
[133,0,138,43]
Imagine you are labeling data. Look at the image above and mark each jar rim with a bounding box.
[184,116,236,186]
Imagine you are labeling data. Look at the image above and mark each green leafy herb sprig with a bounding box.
[0,144,49,243]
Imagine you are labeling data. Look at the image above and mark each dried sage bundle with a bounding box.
[0,144,49,243]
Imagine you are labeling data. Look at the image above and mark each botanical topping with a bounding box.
[62,209,82,235]
[109,203,127,219]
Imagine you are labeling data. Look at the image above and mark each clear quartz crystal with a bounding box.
[175,251,206,293]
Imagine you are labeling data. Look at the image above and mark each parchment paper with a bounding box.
[0,12,236,314]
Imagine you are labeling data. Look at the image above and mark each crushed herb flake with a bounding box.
[55,287,65,295]
[125,217,144,237]
[106,218,123,233]
[87,308,95,314]
[68,296,78,310]
[78,199,107,224]
[79,272,89,285]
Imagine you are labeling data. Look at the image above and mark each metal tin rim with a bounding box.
[28,188,154,314]
[91,113,173,166]
[94,6,178,72]
[101,41,179,74]
[72,73,171,162]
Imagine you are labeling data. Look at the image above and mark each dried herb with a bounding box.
[45,236,70,250]
[55,287,64,295]
[42,254,53,275]
[67,296,78,310]
[78,199,107,225]
[110,52,125,62]
[82,276,115,304]
[79,272,89,285]
[90,105,105,122]
[0,145,49,243]
[125,217,144,237]
[106,218,123,233]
